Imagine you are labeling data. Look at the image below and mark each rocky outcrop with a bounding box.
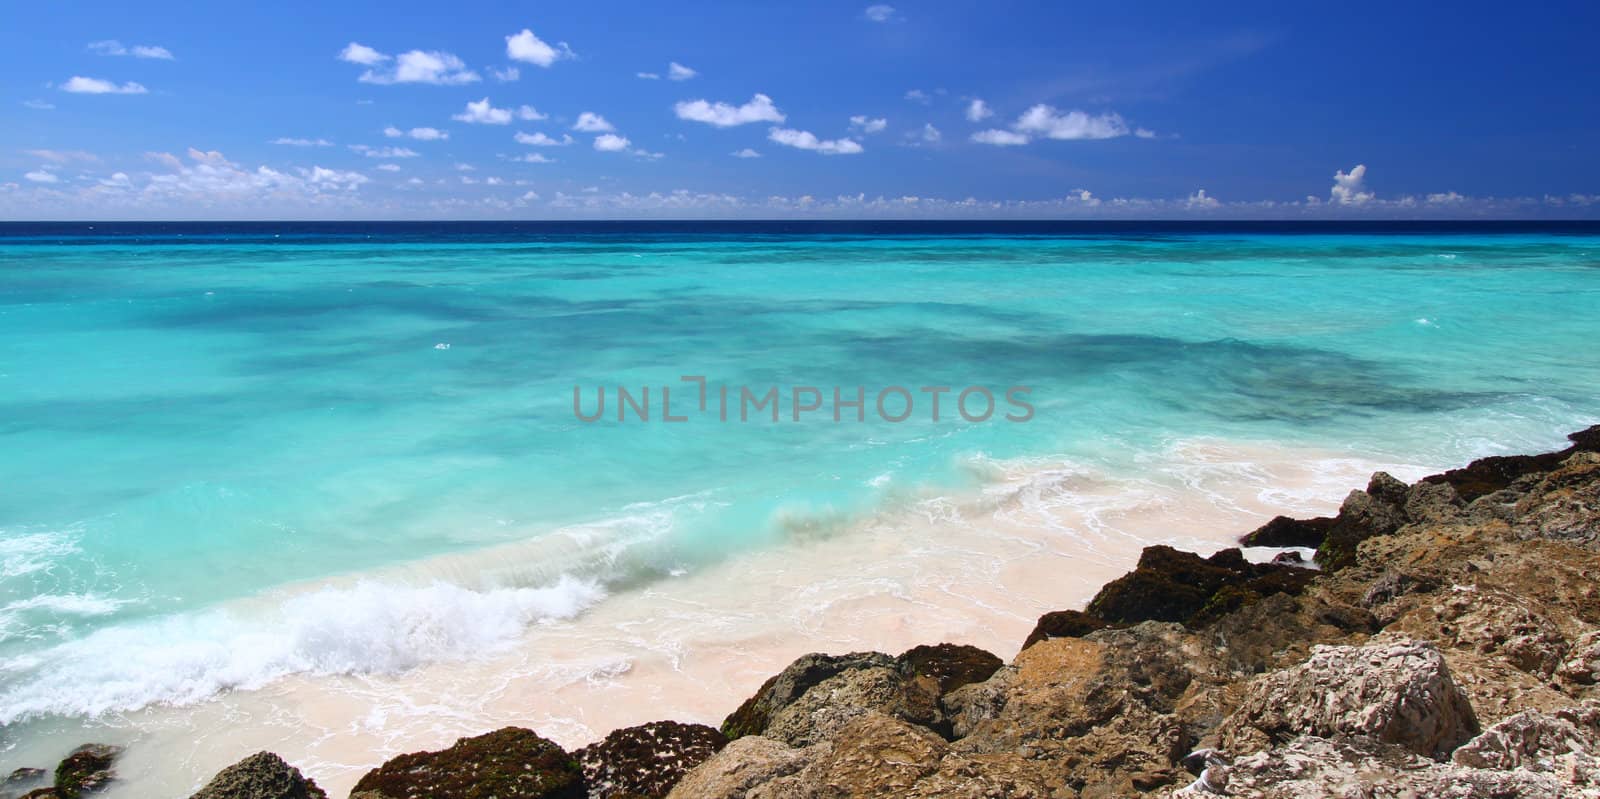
[1084,545,1315,628]
[350,727,583,799]
[895,644,1003,696]
[1241,514,1335,548]
[51,745,120,799]
[719,652,896,740]
[187,752,327,799]
[574,721,727,799]
[1019,609,1112,649]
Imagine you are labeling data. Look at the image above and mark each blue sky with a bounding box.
[3,0,1598,219]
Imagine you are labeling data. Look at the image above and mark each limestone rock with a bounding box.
[762,663,941,747]
[665,737,812,799]
[574,721,727,799]
[1451,703,1600,784]
[188,752,328,799]
[350,727,583,799]
[1316,472,1409,570]
[721,652,896,740]
[1218,638,1478,759]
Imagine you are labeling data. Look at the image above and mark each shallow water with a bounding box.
[1,222,1596,792]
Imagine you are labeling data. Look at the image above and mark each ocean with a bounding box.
[1,221,1597,795]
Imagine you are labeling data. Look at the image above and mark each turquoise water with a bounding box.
[1,223,1597,724]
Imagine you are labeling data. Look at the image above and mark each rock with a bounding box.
[574,721,727,799]
[350,727,583,799]
[1019,609,1112,649]
[761,662,942,747]
[761,713,947,797]
[1451,703,1600,779]
[1241,515,1335,548]
[1360,567,1438,610]
[941,667,1015,741]
[1269,550,1304,565]
[1192,734,1562,798]
[1558,630,1600,685]
[1085,545,1314,628]
[1,769,49,799]
[1404,480,1467,524]
[1514,450,1600,548]
[1218,638,1478,759]
[188,752,328,799]
[721,652,896,740]
[1388,587,1571,677]
[664,737,812,799]
[52,745,121,799]
[1316,472,1410,571]
[895,644,1003,696]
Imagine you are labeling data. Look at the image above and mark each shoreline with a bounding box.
[0,436,1438,797]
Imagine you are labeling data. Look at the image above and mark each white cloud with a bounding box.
[453,97,514,125]
[668,62,697,81]
[491,66,520,82]
[768,128,863,155]
[349,145,420,158]
[376,163,402,172]
[408,127,448,141]
[849,115,888,134]
[506,29,575,67]
[455,163,476,171]
[61,76,147,95]
[1013,105,1129,140]
[594,134,631,152]
[919,123,941,143]
[965,99,993,122]
[517,105,547,121]
[675,94,785,127]
[970,129,1029,146]
[89,40,174,60]
[732,148,761,158]
[1187,189,1220,209]
[271,137,333,147]
[24,170,59,184]
[864,4,897,22]
[338,42,389,66]
[1331,164,1374,206]
[637,72,660,80]
[515,131,573,146]
[383,126,404,138]
[357,50,479,85]
[23,100,55,110]
[25,149,98,163]
[515,153,556,163]
[1135,128,1156,139]
[904,89,930,104]
[303,166,369,190]
[573,112,615,132]
[1427,191,1465,205]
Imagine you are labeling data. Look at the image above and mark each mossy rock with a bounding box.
[53,744,121,799]
[350,727,583,799]
[1087,545,1315,628]
[896,644,1004,695]
[574,721,726,798]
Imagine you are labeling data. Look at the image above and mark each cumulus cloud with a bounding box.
[904,89,931,104]
[864,4,898,22]
[919,123,941,143]
[89,40,174,59]
[24,170,59,184]
[61,76,148,94]
[25,149,98,163]
[668,62,697,81]
[768,128,863,155]
[675,94,785,127]
[1135,128,1156,139]
[965,99,993,122]
[515,153,556,163]
[271,137,333,147]
[515,131,573,146]
[573,112,615,132]
[338,42,389,66]
[453,98,516,124]
[303,166,369,190]
[349,145,420,158]
[491,66,520,82]
[637,72,660,80]
[593,134,631,152]
[1013,105,1129,140]
[517,105,547,121]
[506,29,575,67]
[376,163,401,171]
[849,115,888,134]
[1331,164,1374,206]
[1187,189,1220,209]
[1427,191,1465,205]
[732,148,761,158]
[409,127,448,140]
[970,129,1029,146]
[353,49,479,85]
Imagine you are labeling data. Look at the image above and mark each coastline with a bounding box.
[0,436,1437,797]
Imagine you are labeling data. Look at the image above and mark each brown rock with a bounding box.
[574,721,726,799]
[350,727,583,799]
[720,652,896,740]
[188,752,327,799]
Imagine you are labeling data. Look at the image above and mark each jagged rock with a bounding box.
[1421,425,1600,503]
[1451,703,1600,781]
[941,666,1015,740]
[1270,550,1304,565]
[1085,546,1314,628]
[1316,472,1410,570]
[761,662,942,747]
[1360,567,1438,610]
[350,727,583,799]
[188,752,328,799]
[1020,609,1112,649]
[1514,451,1600,548]
[721,652,896,740]
[1388,587,1571,677]
[1,769,49,799]
[52,745,121,799]
[664,737,812,799]
[1218,638,1478,759]
[574,721,726,799]
[896,644,1003,695]
[1242,515,1335,548]
[1404,480,1466,524]
[1559,630,1600,685]
[1183,734,1563,798]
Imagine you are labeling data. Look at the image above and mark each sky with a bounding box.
[3,0,1598,220]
